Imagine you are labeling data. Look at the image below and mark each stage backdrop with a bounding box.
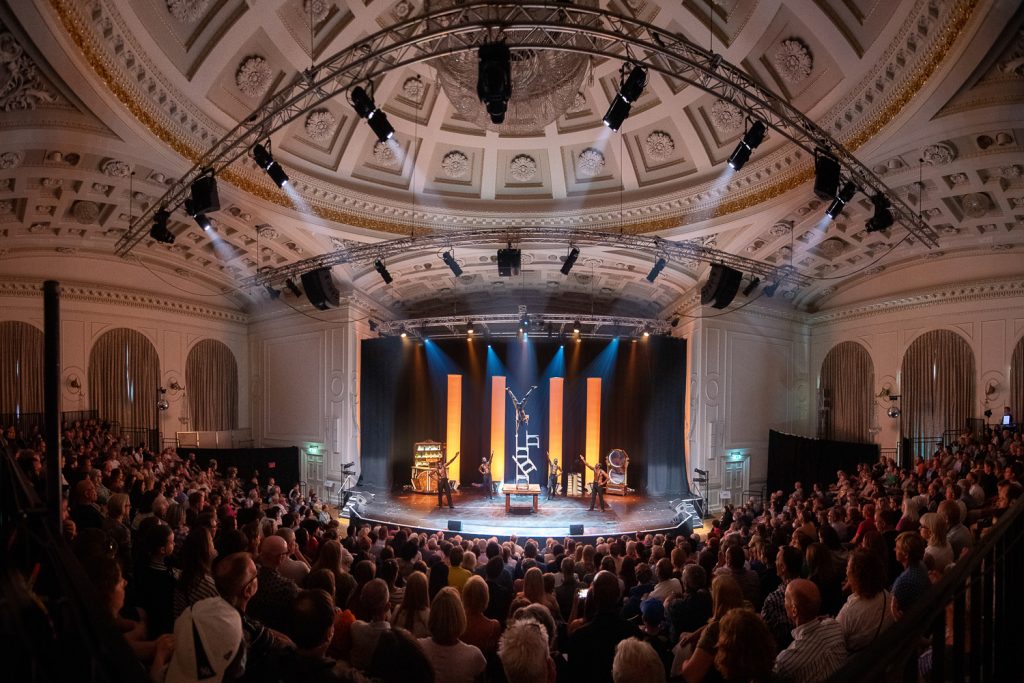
[360,336,688,496]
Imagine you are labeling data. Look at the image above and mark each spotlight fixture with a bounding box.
[646,257,667,283]
[727,119,767,170]
[149,208,174,244]
[742,276,761,296]
[264,284,281,299]
[189,169,220,214]
[350,85,394,142]
[285,279,302,297]
[467,321,476,336]
[762,280,780,298]
[252,142,289,188]
[813,149,841,200]
[572,320,581,334]
[865,193,895,232]
[497,244,521,277]
[399,326,408,338]
[826,181,858,219]
[441,250,463,277]
[603,64,647,131]
[373,259,394,284]
[477,43,512,125]
[642,327,651,338]
[560,247,580,275]
[184,199,211,231]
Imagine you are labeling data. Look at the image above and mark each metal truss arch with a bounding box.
[118,2,937,257]
[377,312,672,340]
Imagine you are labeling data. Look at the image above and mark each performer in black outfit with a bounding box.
[435,451,459,509]
[579,454,609,511]
[479,451,494,500]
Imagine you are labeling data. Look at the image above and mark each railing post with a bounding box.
[993,535,1006,680]
[930,611,945,682]
[43,280,63,536]
[982,551,994,680]
[952,587,965,682]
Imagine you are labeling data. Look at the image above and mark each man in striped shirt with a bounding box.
[773,578,848,683]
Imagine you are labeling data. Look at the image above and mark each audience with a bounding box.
[417,586,486,683]
[773,579,847,683]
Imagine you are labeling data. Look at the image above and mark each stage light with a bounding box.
[184,199,211,231]
[573,320,581,334]
[467,321,475,336]
[189,170,220,214]
[865,193,895,232]
[826,181,858,219]
[441,250,463,277]
[252,142,289,188]
[264,284,281,299]
[603,64,647,130]
[477,43,511,125]
[763,280,780,298]
[560,247,580,275]
[814,149,841,200]
[742,276,760,296]
[374,259,393,284]
[350,85,394,142]
[727,119,766,170]
[642,327,650,338]
[149,208,174,244]
[646,257,667,283]
[399,326,408,338]
[497,245,521,276]
[285,279,302,297]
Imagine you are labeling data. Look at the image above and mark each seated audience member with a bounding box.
[312,540,357,611]
[715,545,761,609]
[805,543,844,617]
[83,554,169,664]
[891,532,931,620]
[163,597,245,683]
[346,575,392,664]
[214,550,294,670]
[612,637,666,683]
[837,549,894,653]
[390,570,431,638]
[460,575,501,656]
[639,598,673,678]
[667,564,712,642]
[650,557,684,602]
[247,535,300,632]
[103,492,133,578]
[447,546,472,591]
[938,500,972,560]
[172,527,219,619]
[499,619,557,683]
[365,628,435,683]
[520,566,561,617]
[417,586,486,683]
[136,523,177,639]
[483,555,513,626]
[919,512,954,572]
[566,570,641,683]
[306,569,358,662]
[676,574,745,683]
[714,609,776,683]
[554,557,580,621]
[275,527,311,584]
[70,478,105,531]
[773,579,847,683]
[760,545,802,652]
[274,589,363,683]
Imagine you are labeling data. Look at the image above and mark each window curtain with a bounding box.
[0,321,44,416]
[819,341,874,443]
[88,328,160,429]
[1012,336,1024,425]
[901,330,975,446]
[185,339,238,431]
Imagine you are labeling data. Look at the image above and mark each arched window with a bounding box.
[88,328,160,429]
[901,330,975,450]
[818,341,874,442]
[186,339,238,431]
[0,321,44,417]
[1011,336,1024,425]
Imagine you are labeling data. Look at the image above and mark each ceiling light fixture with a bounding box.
[149,208,174,244]
[603,64,647,131]
[374,259,394,284]
[813,148,841,200]
[763,280,780,298]
[264,284,281,299]
[727,119,767,170]
[477,42,512,124]
[252,142,289,188]
[646,257,667,283]
[560,246,580,275]
[742,276,760,296]
[573,320,581,334]
[441,249,463,277]
[467,321,475,336]
[826,181,858,219]
[183,199,211,231]
[350,85,394,142]
[865,193,895,232]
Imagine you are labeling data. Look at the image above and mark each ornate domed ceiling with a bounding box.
[0,0,1022,319]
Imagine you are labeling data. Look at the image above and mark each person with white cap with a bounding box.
[162,597,245,683]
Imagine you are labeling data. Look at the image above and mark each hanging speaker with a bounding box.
[700,264,743,309]
[300,268,340,310]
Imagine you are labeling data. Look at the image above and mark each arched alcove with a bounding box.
[0,321,44,417]
[186,339,239,431]
[818,341,874,442]
[901,330,975,454]
[88,328,160,429]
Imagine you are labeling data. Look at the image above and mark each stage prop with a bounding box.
[767,430,879,493]
[504,483,541,513]
[410,441,444,493]
[178,446,300,492]
[606,448,631,495]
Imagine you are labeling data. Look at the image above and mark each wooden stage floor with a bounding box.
[345,483,692,538]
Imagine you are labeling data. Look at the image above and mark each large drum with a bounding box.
[412,467,437,493]
[606,448,629,493]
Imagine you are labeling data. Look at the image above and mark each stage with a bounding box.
[342,483,700,539]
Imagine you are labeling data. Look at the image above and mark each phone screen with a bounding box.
[577,588,589,599]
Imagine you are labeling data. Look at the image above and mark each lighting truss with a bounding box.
[116,2,938,257]
[377,313,672,339]
[239,226,811,290]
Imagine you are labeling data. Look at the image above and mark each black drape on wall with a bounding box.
[766,430,878,493]
[360,336,689,495]
[180,447,300,490]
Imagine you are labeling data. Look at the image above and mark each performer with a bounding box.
[546,451,561,500]
[435,451,459,509]
[506,385,538,435]
[479,451,494,500]
[579,454,609,512]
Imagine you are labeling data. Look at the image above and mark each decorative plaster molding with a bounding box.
[509,154,538,182]
[0,278,249,324]
[808,277,1024,327]
[773,39,813,84]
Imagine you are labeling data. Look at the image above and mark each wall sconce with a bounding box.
[169,380,185,393]
[67,375,81,389]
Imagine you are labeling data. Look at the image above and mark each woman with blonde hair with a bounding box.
[391,569,431,637]
[461,575,501,655]
[675,574,745,683]
[919,512,953,571]
[713,609,775,682]
[519,566,561,617]
[418,586,486,683]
